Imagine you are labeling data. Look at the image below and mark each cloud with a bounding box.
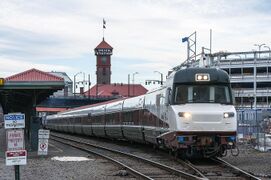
[0,0,271,84]
[0,56,73,77]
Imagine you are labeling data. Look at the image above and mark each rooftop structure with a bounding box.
[84,83,148,97]
[49,71,73,97]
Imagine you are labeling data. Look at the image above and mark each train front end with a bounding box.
[161,68,237,158]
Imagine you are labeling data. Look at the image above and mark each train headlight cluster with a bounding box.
[178,112,191,118]
[195,74,210,81]
[223,112,234,118]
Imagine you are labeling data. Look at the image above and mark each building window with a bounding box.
[103,68,106,75]
[101,56,107,64]
[243,67,253,75]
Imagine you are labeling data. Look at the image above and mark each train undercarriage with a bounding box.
[157,131,238,158]
[46,122,238,158]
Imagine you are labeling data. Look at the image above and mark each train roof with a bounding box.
[59,97,127,115]
[173,68,230,84]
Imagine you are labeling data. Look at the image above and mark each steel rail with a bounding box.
[212,157,261,180]
[51,133,205,180]
[51,136,152,180]
[177,159,208,179]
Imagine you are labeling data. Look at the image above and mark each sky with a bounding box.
[0,0,271,90]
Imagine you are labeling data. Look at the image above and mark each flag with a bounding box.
[182,37,188,42]
[103,19,106,29]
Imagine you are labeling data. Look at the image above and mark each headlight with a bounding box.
[195,74,210,81]
[223,112,234,118]
[178,112,191,118]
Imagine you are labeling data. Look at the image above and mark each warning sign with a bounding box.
[38,129,50,139]
[6,129,24,151]
[6,150,27,166]
[38,139,49,155]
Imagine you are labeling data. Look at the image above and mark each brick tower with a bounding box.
[94,38,113,84]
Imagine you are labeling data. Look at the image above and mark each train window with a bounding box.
[174,85,232,104]
[123,112,133,125]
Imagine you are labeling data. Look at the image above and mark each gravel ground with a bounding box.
[1,127,270,180]
[0,128,132,180]
[0,140,132,180]
[222,143,271,178]
[50,133,271,179]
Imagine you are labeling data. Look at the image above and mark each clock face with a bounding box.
[101,56,107,64]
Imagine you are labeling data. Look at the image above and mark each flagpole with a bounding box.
[103,27,104,40]
[103,18,106,40]
[103,18,105,40]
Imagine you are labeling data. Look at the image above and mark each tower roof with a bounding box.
[95,38,113,49]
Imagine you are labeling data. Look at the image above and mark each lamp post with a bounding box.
[128,74,130,97]
[132,72,139,96]
[264,45,271,61]
[263,46,271,108]
[73,72,82,97]
[154,71,163,85]
[254,43,266,58]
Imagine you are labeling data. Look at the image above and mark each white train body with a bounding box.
[45,68,237,158]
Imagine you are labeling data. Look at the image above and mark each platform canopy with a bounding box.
[0,68,65,113]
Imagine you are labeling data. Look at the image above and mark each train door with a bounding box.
[156,94,161,127]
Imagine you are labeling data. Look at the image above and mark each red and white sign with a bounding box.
[6,129,24,151]
[6,150,27,166]
[38,139,49,155]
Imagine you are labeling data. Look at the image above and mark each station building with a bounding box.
[86,38,148,98]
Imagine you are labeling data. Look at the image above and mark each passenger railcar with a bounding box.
[45,68,237,158]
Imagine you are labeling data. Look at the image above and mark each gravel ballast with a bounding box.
[222,144,271,178]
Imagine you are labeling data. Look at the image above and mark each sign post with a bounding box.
[4,113,26,180]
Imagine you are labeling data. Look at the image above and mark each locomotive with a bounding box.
[45,68,237,158]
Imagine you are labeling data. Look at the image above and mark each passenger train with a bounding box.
[45,68,237,158]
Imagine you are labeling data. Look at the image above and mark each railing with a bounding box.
[234,88,271,97]
[230,74,271,82]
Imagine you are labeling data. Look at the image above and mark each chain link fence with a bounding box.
[237,109,271,151]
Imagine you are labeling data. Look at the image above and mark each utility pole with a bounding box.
[128,74,130,97]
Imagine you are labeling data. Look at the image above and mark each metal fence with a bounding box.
[237,109,271,151]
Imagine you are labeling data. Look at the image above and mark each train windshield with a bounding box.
[174,85,232,104]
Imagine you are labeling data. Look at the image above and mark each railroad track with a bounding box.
[50,132,205,180]
[185,157,261,180]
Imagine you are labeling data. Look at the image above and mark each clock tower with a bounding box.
[94,38,113,84]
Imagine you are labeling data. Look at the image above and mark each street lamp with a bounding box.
[132,72,139,96]
[73,72,82,97]
[264,45,270,51]
[264,45,271,61]
[154,71,163,85]
[254,43,266,58]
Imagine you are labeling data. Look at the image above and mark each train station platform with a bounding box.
[0,68,65,151]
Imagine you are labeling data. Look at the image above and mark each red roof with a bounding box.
[5,68,64,82]
[95,38,113,49]
[84,84,147,97]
